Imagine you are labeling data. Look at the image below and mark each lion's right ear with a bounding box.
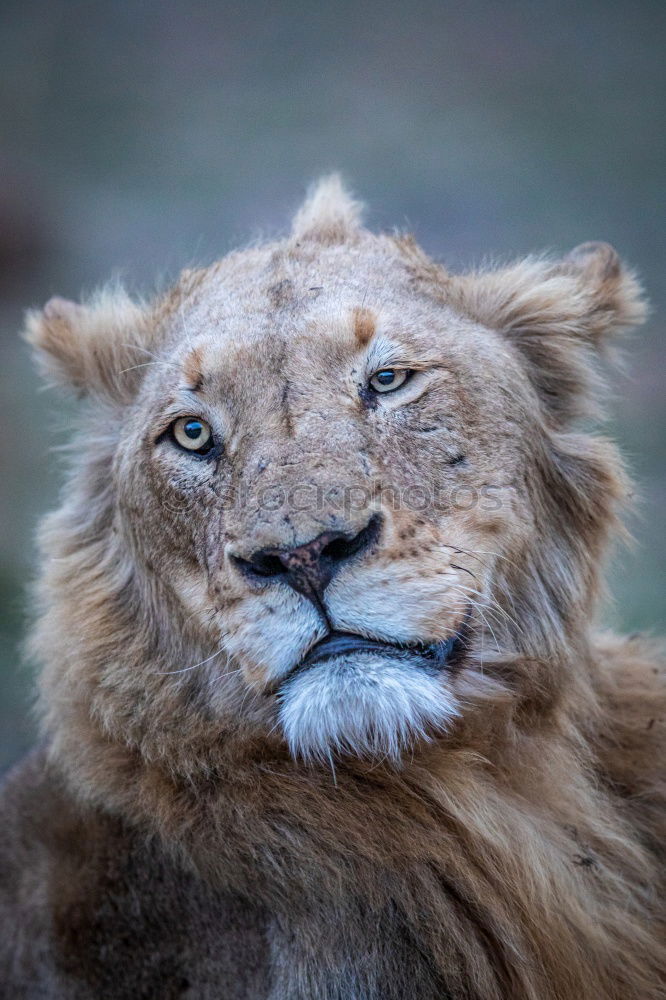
[24,287,151,403]
[447,243,648,424]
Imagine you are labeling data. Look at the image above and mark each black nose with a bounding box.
[233,514,382,599]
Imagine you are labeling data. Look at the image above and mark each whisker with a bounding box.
[157,648,224,675]
[326,751,338,786]
[117,360,176,375]
[221,666,246,678]
[449,583,520,632]
[266,719,283,739]
[119,343,180,365]
[446,575,519,624]
[237,683,260,717]
[457,594,502,653]
[449,562,478,583]
[441,543,525,575]
[448,588,505,653]
[474,606,501,653]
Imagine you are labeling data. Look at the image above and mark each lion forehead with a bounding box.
[157,235,419,346]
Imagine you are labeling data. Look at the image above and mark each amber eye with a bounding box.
[368,369,410,393]
[171,417,215,454]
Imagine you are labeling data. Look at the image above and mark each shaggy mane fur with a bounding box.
[2,177,664,999]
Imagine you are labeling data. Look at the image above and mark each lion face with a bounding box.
[116,245,529,761]
[27,177,645,764]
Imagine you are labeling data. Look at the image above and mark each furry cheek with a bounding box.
[325,561,472,643]
[167,566,219,625]
[220,590,325,688]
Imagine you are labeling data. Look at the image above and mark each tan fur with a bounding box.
[353,306,376,345]
[1,177,664,999]
[24,287,151,402]
[290,172,364,243]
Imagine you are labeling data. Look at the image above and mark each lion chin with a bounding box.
[276,632,462,762]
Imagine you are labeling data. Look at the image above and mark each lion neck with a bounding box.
[38,634,659,1000]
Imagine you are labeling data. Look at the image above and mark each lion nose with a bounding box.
[232,514,382,599]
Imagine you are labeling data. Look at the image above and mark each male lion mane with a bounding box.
[0,176,664,999]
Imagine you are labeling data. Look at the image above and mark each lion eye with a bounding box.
[368,369,410,393]
[171,417,214,454]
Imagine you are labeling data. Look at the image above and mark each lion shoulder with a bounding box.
[0,748,269,999]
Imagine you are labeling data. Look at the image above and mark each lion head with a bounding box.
[26,176,646,771]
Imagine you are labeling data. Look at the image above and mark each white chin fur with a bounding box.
[277,654,458,763]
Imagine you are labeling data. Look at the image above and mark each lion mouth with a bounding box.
[268,608,473,703]
[294,628,465,676]
[275,623,470,761]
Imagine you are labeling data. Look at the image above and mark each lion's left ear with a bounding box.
[24,287,152,404]
[448,242,648,422]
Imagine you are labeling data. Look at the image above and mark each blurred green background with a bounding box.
[1,0,664,771]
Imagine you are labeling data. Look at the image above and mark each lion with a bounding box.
[0,176,663,999]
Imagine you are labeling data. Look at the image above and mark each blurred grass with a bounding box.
[0,0,664,771]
